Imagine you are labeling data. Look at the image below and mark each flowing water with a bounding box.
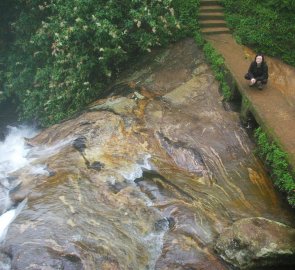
[0,39,294,269]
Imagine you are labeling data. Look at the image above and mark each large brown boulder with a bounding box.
[215,217,295,269]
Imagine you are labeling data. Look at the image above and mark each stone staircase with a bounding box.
[199,0,231,35]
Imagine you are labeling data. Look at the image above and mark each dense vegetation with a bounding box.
[222,0,295,66]
[254,128,295,207]
[0,0,199,126]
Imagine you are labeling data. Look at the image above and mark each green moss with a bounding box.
[194,33,233,101]
[254,127,295,207]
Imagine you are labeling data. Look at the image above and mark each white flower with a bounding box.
[169,8,175,16]
[137,21,141,28]
[110,31,117,38]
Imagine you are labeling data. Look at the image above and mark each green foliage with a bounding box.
[171,0,200,38]
[197,39,232,101]
[254,127,295,207]
[194,31,205,46]
[222,0,295,66]
[0,0,199,126]
[0,0,20,101]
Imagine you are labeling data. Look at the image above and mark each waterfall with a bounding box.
[0,125,37,242]
[0,125,38,179]
[0,199,27,242]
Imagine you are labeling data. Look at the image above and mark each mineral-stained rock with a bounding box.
[215,217,295,269]
[1,38,295,270]
[89,96,137,115]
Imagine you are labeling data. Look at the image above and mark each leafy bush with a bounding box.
[222,0,295,66]
[254,127,295,207]
[1,0,199,126]
[171,0,200,38]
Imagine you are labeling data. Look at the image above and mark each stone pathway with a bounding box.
[199,0,295,170]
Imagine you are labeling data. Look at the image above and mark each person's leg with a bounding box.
[257,79,267,90]
[257,81,263,89]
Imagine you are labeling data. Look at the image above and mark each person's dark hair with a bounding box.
[255,53,265,62]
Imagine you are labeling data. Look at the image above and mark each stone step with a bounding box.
[201,27,231,35]
[199,20,227,28]
[200,0,222,6]
[199,5,224,12]
[199,12,225,20]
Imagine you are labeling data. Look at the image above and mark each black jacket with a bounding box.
[247,61,268,81]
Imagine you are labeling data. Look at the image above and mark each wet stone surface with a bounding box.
[1,39,295,270]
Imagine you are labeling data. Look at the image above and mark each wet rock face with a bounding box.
[6,244,83,270]
[215,217,295,269]
[1,38,295,270]
[156,132,207,177]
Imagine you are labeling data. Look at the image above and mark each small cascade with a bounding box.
[0,125,38,179]
[0,126,37,244]
[0,125,73,243]
[0,199,27,242]
[0,126,37,215]
[116,154,169,269]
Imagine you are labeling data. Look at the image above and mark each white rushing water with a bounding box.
[120,154,152,181]
[119,154,168,269]
[0,125,76,243]
[0,125,38,179]
[0,126,38,242]
[0,199,27,242]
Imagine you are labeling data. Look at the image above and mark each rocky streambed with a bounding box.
[0,39,295,270]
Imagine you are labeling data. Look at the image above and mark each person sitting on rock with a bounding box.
[244,54,268,90]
